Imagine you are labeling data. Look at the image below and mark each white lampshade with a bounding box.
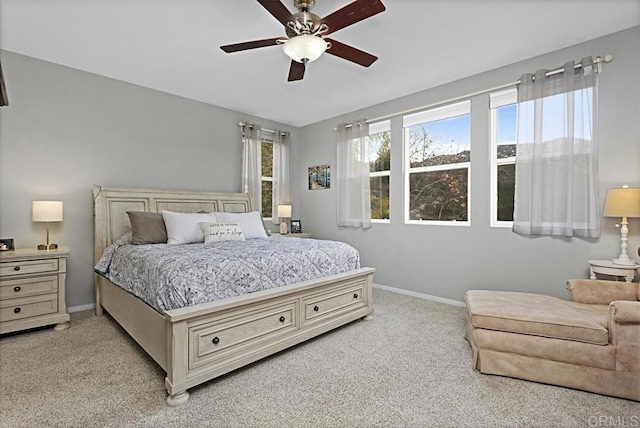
[603,187,640,218]
[277,205,292,218]
[32,201,63,222]
[282,35,327,64]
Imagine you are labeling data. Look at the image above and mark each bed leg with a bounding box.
[54,321,70,331]
[362,314,373,321]
[167,390,190,406]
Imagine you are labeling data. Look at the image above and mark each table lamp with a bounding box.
[32,201,63,250]
[277,204,292,235]
[603,186,640,265]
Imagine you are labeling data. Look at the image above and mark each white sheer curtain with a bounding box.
[513,56,600,237]
[272,131,291,225]
[241,123,262,212]
[336,120,372,229]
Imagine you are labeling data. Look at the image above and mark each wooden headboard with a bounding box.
[93,185,252,263]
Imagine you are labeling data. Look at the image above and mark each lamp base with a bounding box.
[612,257,636,266]
[37,243,58,250]
[279,222,288,235]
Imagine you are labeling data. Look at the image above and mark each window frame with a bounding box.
[402,100,472,227]
[489,88,517,228]
[260,133,275,221]
[368,120,391,224]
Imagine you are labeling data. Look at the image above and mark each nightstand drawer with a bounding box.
[0,294,58,322]
[0,259,59,277]
[0,275,58,300]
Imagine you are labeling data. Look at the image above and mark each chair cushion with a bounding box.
[465,290,609,345]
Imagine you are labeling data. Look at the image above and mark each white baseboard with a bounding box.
[68,303,95,313]
[373,283,465,307]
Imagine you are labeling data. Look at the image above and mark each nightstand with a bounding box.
[0,247,70,334]
[279,233,313,239]
[588,259,639,283]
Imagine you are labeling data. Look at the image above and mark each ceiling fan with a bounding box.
[220,0,386,81]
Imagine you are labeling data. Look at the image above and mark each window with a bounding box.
[261,136,274,218]
[368,120,391,221]
[490,88,517,227]
[403,101,471,224]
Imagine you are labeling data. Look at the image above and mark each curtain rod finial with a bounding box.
[603,54,613,63]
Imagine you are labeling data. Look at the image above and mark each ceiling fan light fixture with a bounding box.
[282,34,327,63]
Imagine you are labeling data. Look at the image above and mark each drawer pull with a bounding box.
[279,316,285,323]
[14,286,22,292]
[13,266,20,271]
[313,306,319,312]
[212,337,220,345]
[14,307,21,314]
[353,293,359,299]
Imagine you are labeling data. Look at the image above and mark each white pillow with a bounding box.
[214,211,268,239]
[200,222,245,243]
[161,210,217,245]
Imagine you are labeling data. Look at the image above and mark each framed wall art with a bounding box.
[309,164,330,190]
[290,219,302,233]
[0,238,15,251]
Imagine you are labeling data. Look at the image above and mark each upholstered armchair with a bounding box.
[465,279,640,401]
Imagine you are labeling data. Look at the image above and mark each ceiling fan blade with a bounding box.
[257,0,296,26]
[319,0,385,35]
[220,38,281,53]
[287,60,305,81]
[325,38,378,67]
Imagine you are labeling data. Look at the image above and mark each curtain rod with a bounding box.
[238,121,288,136]
[335,54,613,130]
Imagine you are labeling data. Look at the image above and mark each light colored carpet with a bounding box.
[1,289,637,427]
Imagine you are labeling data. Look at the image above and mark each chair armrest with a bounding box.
[611,301,640,323]
[566,279,638,305]
[608,301,640,373]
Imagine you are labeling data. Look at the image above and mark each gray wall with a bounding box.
[0,51,297,308]
[294,26,640,301]
[1,27,638,309]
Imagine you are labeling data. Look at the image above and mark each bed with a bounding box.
[93,185,375,406]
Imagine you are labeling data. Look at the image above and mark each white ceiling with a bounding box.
[1,0,638,127]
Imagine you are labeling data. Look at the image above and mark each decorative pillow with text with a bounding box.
[214,211,268,239]
[200,222,245,243]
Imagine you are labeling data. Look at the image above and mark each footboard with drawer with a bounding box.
[162,268,374,405]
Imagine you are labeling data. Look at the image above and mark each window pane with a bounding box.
[408,115,470,167]
[517,88,593,146]
[368,131,391,172]
[497,164,515,222]
[409,169,468,221]
[261,142,273,177]
[496,104,517,159]
[261,181,272,217]
[370,175,390,220]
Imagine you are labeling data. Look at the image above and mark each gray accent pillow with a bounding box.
[127,211,168,245]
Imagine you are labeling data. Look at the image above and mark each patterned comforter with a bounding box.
[95,234,360,313]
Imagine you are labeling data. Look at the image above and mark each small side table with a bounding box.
[588,259,639,283]
[0,247,70,334]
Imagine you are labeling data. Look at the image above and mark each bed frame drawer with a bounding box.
[0,259,59,278]
[302,281,366,326]
[0,275,59,300]
[188,300,299,371]
[0,294,58,322]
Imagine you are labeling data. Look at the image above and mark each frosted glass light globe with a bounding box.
[282,35,327,63]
